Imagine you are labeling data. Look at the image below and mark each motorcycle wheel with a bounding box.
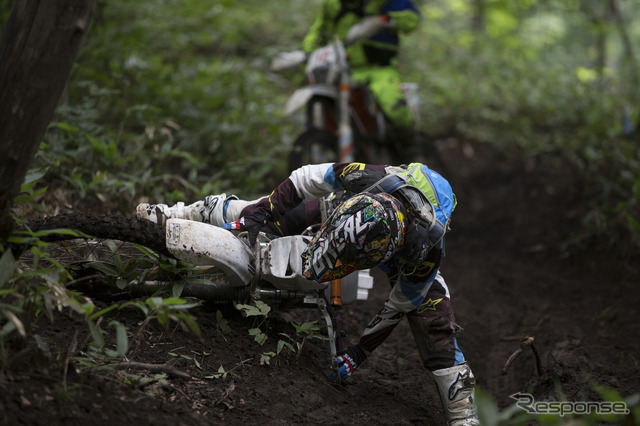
[18,213,250,302]
[288,129,338,171]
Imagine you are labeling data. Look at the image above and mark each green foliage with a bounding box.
[215,309,231,334]
[236,300,328,365]
[205,364,232,380]
[406,0,640,248]
[237,300,271,346]
[236,299,280,365]
[474,387,524,426]
[1,229,88,344]
[120,296,201,337]
[6,0,633,247]
[279,320,328,358]
[28,0,320,212]
[474,385,639,425]
[168,351,234,380]
[0,227,94,371]
[1,198,202,371]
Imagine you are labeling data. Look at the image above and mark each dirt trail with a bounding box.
[1,140,638,426]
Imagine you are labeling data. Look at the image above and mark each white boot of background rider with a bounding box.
[136,194,255,226]
[431,362,479,426]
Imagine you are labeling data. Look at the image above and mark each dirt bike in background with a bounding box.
[271,34,421,170]
[19,198,370,381]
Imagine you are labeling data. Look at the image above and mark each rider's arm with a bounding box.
[302,13,325,53]
[254,162,387,217]
[384,247,442,311]
[359,250,441,353]
[302,0,341,53]
[289,161,388,200]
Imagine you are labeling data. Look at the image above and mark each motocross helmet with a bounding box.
[301,193,406,283]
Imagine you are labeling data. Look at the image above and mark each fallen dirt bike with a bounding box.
[21,211,374,380]
[271,35,420,169]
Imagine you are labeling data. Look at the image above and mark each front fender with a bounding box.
[283,85,338,116]
[166,219,254,286]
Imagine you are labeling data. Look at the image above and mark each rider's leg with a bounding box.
[136,195,261,226]
[255,199,323,237]
[406,272,479,426]
[353,66,416,147]
[137,194,322,233]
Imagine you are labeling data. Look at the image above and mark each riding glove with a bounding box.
[345,15,395,45]
[330,345,367,381]
[223,208,271,246]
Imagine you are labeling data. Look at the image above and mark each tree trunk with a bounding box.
[609,0,639,87]
[0,0,96,242]
[471,0,486,34]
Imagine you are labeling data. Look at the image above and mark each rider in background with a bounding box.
[137,161,479,426]
[302,0,420,145]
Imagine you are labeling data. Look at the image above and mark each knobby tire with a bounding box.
[27,213,170,257]
[288,129,338,170]
[21,213,250,303]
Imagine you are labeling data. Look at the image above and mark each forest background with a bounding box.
[1,0,638,248]
[0,1,639,424]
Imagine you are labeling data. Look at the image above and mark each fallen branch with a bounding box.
[62,329,79,391]
[105,361,192,380]
[501,336,542,376]
[213,381,236,407]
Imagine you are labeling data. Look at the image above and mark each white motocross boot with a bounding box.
[136,194,241,226]
[432,363,479,426]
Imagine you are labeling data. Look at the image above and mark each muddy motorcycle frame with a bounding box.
[272,36,418,169]
[26,212,373,380]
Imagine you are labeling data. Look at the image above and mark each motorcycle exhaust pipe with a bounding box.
[128,281,317,305]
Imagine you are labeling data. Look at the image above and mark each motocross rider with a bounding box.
[302,0,420,144]
[137,162,479,426]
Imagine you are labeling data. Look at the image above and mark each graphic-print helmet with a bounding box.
[301,193,406,283]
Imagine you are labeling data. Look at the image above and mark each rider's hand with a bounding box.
[270,50,306,72]
[345,15,395,45]
[329,345,367,382]
[222,209,271,246]
[341,170,387,194]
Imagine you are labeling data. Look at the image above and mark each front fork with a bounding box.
[310,99,326,130]
[308,292,343,384]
